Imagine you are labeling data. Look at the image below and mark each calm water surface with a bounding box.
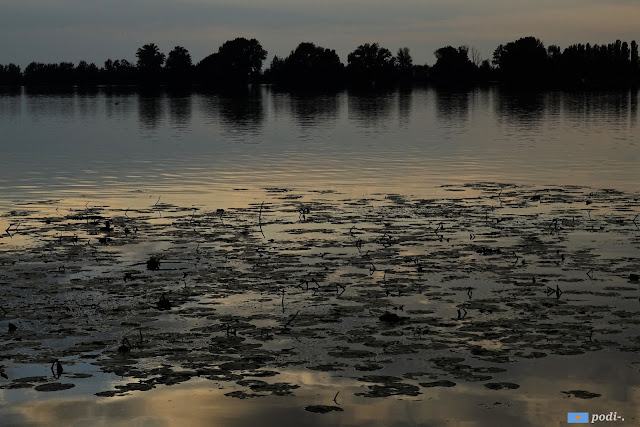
[0,86,638,208]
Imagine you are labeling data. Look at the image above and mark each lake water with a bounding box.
[0,86,638,207]
[1,86,639,427]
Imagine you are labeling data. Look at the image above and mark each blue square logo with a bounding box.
[568,412,589,423]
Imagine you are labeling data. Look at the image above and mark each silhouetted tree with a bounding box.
[197,37,267,87]
[102,58,137,85]
[396,47,413,85]
[8,36,640,88]
[23,63,42,85]
[103,59,115,82]
[23,62,76,86]
[165,46,193,85]
[136,43,165,82]
[469,47,483,67]
[396,47,413,70]
[0,63,21,85]
[632,41,639,64]
[58,62,75,85]
[347,43,396,87]
[478,59,494,82]
[557,39,639,86]
[546,45,561,80]
[412,64,430,84]
[196,54,222,85]
[632,41,639,76]
[166,46,192,71]
[75,60,89,81]
[492,36,548,85]
[74,60,99,85]
[266,42,344,90]
[431,46,477,84]
[264,55,285,83]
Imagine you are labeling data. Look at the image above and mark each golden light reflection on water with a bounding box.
[6,356,640,427]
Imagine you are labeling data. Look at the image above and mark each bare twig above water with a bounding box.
[299,206,310,221]
[51,360,63,379]
[4,223,14,238]
[118,337,133,353]
[259,201,265,238]
[283,310,300,329]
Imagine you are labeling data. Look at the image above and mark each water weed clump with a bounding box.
[0,182,639,411]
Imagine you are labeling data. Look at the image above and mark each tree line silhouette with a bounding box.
[1,36,639,89]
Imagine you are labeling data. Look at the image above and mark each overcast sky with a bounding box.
[1,0,639,68]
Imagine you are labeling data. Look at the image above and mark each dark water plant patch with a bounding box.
[562,390,602,399]
[34,382,75,392]
[305,405,344,413]
[484,382,520,390]
[0,182,638,412]
[420,380,456,388]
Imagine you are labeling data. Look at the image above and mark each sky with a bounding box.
[1,0,640,68]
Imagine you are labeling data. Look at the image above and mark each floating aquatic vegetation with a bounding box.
[484,382,520,390]
[353,362,383,371]
[156,294,172,310]
[34,383,75,392]
[419,380,456,388]
[0,182,638,408]
[304,405,344,413]
[562,390,602,399]
[146,257,161,270]
[378,311,408,323]
[356,376,421,398]
[234,379,300,397]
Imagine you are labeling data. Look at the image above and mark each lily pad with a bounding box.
[562,390,601,399]
[420,380,456,388]
[304,405,344,413]
[34,383,75,392]
[484,382,520,390]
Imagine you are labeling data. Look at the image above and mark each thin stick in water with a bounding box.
[284,310,300,328]
[259,201,265,238]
